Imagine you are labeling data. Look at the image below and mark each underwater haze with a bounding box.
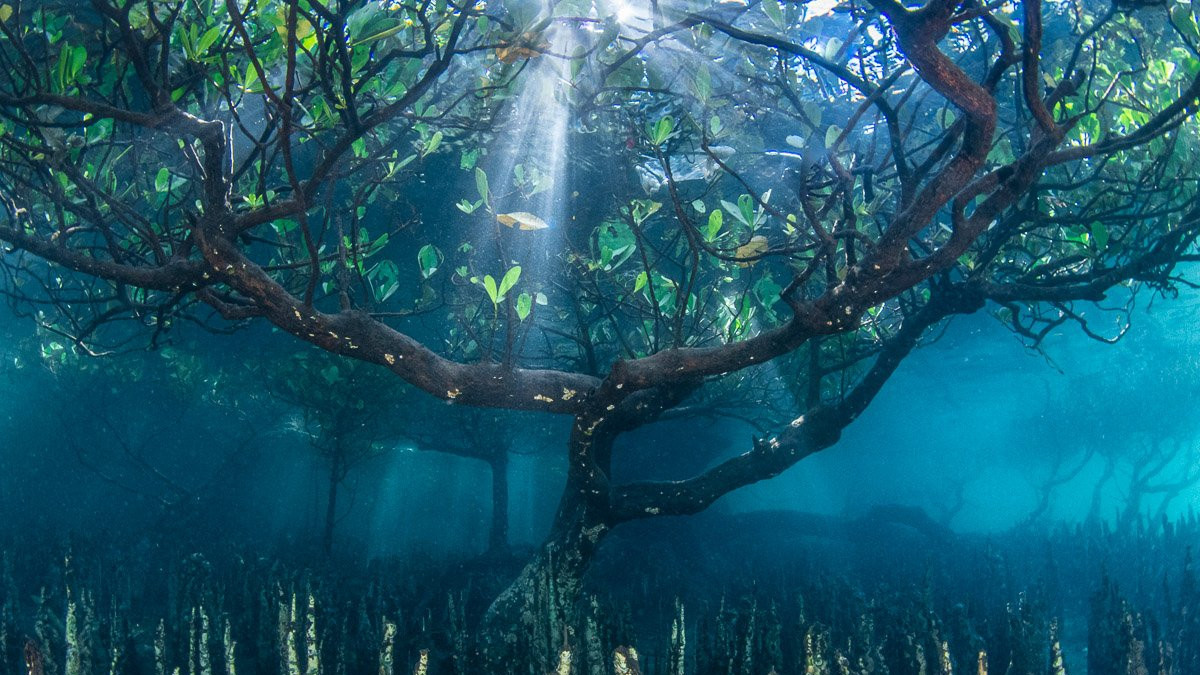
[2,0,1200,673]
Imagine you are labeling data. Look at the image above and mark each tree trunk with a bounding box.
[1120,484,1143,531]
[323,454,341,555]
[479,491,609,668]
[1088,457,1115,524]
[489,451,509,553]
[479,422,613,669]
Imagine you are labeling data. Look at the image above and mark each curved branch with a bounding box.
[609,288,974,521]
[196,226,600,413]
[0,224,206,290]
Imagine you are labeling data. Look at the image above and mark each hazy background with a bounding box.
[1,283,1197,560]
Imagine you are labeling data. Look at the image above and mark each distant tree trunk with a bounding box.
[489,450,509,553]
[1119,438,1164,531]
[323,450,342,555]
[1023,448,1094,528]
[1120,487,1144,531]
[1088,456,1116,524]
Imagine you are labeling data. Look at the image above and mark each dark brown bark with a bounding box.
[195,220,602,414]
[612,285,980,522]
[481,288,976,658]
[0,222,207,290]
[478,382,688,656]
[480,426,612,666]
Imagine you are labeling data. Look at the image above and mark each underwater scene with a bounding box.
[2,0,1200,673]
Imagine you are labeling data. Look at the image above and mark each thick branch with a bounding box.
[0,224,206,290]
[609,288,974,521]
[196,226,599,413]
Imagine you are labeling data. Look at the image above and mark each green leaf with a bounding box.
[56,45,87,89]
[1091,221,1110,252]
[630,199,661,224]
[738,194,755,228]
[721,199,748,227]
[597,220,637,271]
[475,167,490,205]
[824,125,842,149]
[423,130,443,156]
[762,0,785,27]
[70,45,87,75]
[498,265,522,299]
[483,275,499,305]
[271,219,296,237]
[155,167,170,194]
[460,148,480,171]
[516,292,532,321]
[361,232,388,257]
[417,244,442,279]
[394,154,416,172]
[242,63,265,94]
[634,271,648,293]
[196,26,221,55]
[1174,4,1200,41]
[650,115,675,145]
[706,209,724,241]
[753,273,783,312]
[371,260,401,302]
[351,21,406,46]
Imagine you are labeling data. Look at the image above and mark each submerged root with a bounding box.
[612,647,640,675]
